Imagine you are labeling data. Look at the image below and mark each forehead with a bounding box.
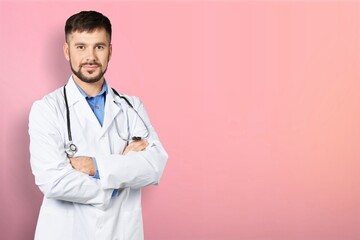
[67,28,110,44]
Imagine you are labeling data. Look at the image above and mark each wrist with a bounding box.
[91,157,100,178]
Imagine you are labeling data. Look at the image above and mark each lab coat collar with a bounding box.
[65,76,85,107]
[101,81,123,136]
[65,76,112,106]
[65,76,102,135]
[75,80,108,99]
[65,76,123,139]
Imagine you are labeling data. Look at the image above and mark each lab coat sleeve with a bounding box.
[95,97,168,190]
[29,98,113,210]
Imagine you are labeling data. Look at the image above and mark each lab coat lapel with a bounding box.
[100,84,121,138]
[65,77,102,137]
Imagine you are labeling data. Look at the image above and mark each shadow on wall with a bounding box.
[45,28,71,88]
[10,31,70,240]
[11,111,42,240]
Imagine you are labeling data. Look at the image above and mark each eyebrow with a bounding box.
[74,42,108,46]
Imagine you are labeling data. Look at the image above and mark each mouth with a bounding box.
[82,64,100,71]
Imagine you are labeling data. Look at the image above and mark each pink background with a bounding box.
[1,1,360,239]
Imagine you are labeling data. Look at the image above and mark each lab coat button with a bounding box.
[96,218,104,228]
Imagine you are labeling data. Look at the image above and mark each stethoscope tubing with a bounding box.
[63,85,149,157]
[63,86,73,142]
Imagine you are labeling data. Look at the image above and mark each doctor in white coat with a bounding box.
[28,11,168,240]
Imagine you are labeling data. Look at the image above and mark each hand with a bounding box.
[122,139,149,155]
[69,156,96,176]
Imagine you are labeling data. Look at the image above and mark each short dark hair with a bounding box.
[65,11,112,42]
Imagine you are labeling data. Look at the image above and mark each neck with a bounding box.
[72,75,104,97]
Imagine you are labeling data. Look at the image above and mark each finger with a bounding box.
[129,140,148,151]
[70,159,80,170]
[131,139,147,145]
[126,140,147,150]
[135,140,148,148]
[122,143,136,155]
[122,140,148,155]
[69,158,76,167]
[138,141,149,150]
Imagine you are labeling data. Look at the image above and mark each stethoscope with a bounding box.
[63,85,149,157]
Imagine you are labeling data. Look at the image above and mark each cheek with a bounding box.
[69,56,81,67]
[103,54,111,65]
[69,51,84,63]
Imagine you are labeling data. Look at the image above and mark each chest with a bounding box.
[65,102,132,157]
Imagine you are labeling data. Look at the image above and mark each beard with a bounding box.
[69,59,108,84]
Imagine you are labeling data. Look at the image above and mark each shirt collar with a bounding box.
[75,80,108,98]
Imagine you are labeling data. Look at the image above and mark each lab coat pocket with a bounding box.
[124,209,144,240]
[35,205,74,240]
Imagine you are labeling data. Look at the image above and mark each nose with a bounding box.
[85,48,97,62]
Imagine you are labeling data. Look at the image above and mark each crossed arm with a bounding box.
[70,139,149,176]
[30,95,167,210]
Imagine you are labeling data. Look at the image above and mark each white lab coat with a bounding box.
[29,76,168,240]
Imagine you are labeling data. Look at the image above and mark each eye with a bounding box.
[96,45,105,50]
[76,45,85,50]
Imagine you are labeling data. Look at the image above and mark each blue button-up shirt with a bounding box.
[76,82,107,127]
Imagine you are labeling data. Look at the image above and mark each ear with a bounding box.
[63,42,70,61]
[108,43,112,61]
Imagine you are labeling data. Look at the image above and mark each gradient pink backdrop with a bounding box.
[1,1,360,239]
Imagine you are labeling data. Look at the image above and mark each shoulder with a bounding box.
[29,86,65,120]
[110,87,144,110]
[122,94,143,109]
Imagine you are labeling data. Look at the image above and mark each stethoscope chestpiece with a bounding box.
[65,141,78,158]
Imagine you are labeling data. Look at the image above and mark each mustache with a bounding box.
[80,62,101,67]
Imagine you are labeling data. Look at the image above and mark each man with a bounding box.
[29,11,168,240]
